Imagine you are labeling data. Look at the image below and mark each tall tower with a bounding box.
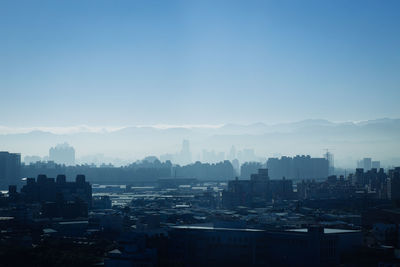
[228,145,236,161]
[324,150,334,175]
[0,152,21,189]
[179,140,192,165]
[363,158,372,171]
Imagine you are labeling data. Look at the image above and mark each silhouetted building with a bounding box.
[358,158,375,171]
[231,159,240,176]
[270,177,294,200]
[174,161,234,181]
[21,174,92,217]
[167,225,362,266]
[92,195,112,209]
[372,161,381,169]
[324,151,334,175]
[388,167,400,201]
[223,169,294,207]
[227,145,236,161]
[363,158,372,171]
[0,151,21,189]
[267,155,328,180]
[177,140,192,165]
[21,160,172,184]
[240,162,262,179]
[49,143,75,166]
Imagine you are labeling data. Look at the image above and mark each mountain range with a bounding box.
[0,118,399,168]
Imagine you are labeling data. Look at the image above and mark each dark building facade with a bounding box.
[167,225,362,267]
[223,168,294,208]
[388,167,400,201]
[20,174,92,218]
[173,160,234,181]
[267,155,329,180]
[0,151,21,189]
[240,162,263,179]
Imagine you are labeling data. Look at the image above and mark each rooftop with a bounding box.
[171,225,264,232]
[286,228,361,234]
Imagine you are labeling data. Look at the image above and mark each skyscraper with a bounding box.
[178,140,192,165]
[324,151,334,175]
[266,155,329,180]
[0,151,21,189]
[363,158,372,171]
[372,161,381,169]
[228,145,236,161]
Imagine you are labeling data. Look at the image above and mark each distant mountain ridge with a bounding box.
[1,118,398,135]
[0,118,399,168]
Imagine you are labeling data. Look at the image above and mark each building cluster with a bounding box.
[22,159,173,184]
[159,140,192,165]
[5,174,92,219]
[223,169,294,208]
[357,157,381,171]
[49,142,76,166]
[0,165,400,265]
[240,161,263,179]
[1,147,400,265]
[173,160,235,181]
[297,167,400,201]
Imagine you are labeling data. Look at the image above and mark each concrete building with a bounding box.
[20,174,92,218]
[388,167,400,201]
[363,158,372,171]
[267,155,329,180]
[167,225,362,266]
[372,161,381,169]
[240,162,263,179]
[223,168,294,207]
[0,151,21,189]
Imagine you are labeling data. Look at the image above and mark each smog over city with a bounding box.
[0,1,399,266]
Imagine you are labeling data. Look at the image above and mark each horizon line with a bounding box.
[0,117,397,135]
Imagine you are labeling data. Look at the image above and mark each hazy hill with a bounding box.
[0,118,399,168]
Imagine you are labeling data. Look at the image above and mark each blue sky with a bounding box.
[1,0,399,127]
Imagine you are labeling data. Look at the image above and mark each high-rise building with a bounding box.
[228,145,236,161]
[231,159,240,176]
[0,151,21,189]
[362,158,372,171]
[372,161,381,169]
[324,151,334,175]
[240,162,263,179]
[178,140,192,165]
[266,155,328,180]
[49,143,75,166]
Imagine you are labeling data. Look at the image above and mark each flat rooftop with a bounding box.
[286,228,361,234]
[171,225,265,232]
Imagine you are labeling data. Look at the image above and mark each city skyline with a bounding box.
[1,117,399,168]
[1,1,400,264]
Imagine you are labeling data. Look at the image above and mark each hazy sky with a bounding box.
[1,0,399,127]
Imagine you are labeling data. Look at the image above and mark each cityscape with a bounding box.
[1,141,400,266]
[1,0,400,266]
